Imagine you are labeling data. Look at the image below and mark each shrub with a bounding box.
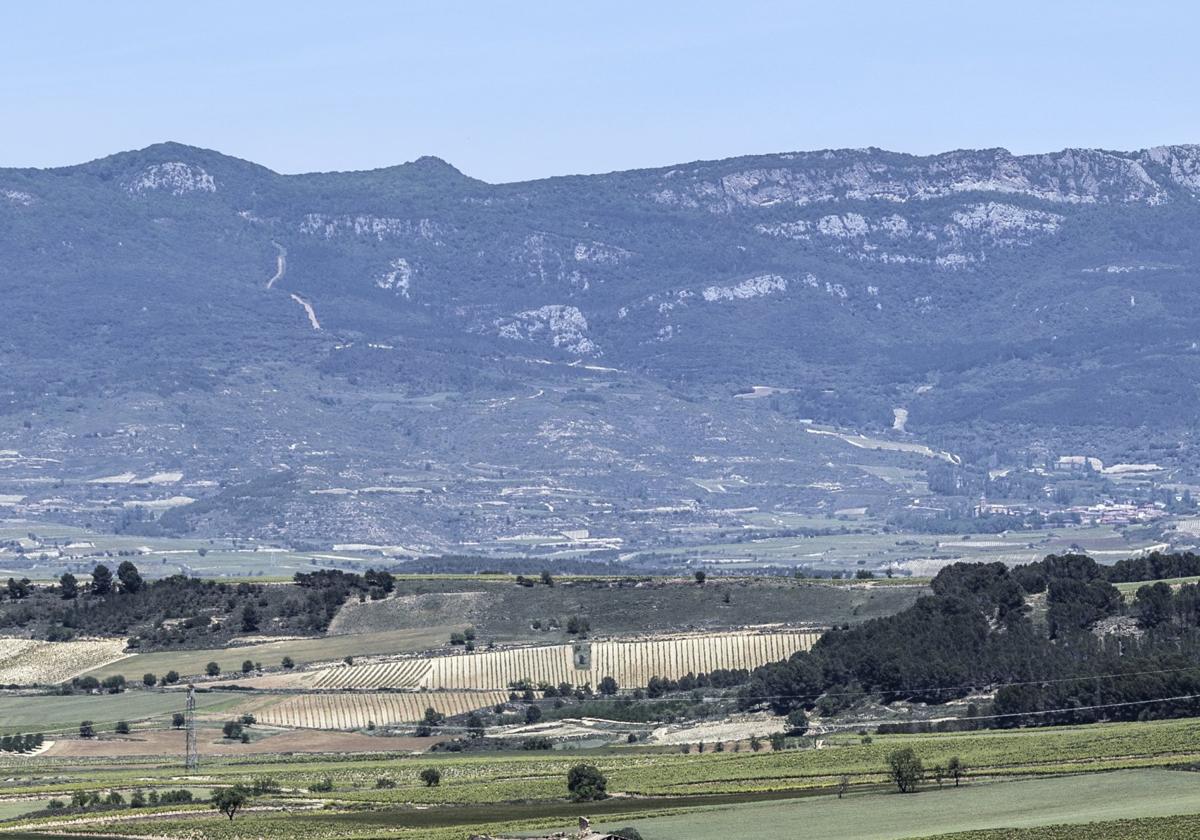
[142,673,157,686]
[163,670,180,685]
[308,777,334,793]
[281,656,294,669]
[114,720,130,734]
[419,767,441,787]
[375,777,396,788]
[171,712,185,729]
[205,662,220,677]
[79,720,95,738]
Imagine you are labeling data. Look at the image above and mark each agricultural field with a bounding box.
[81,627,457,683]
[304,630,820,691]
[0,689,246,735]
[252,691,510,729]
[597,770,1200,840]
[0,638,130,684]
[4,719,1200,839]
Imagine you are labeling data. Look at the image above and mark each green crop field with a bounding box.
[0,690,246,735]
[601,770,1200,840]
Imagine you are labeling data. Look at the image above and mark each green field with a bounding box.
[0,690,246,735]
[920,813,1200,839]
[603,770,1200,840]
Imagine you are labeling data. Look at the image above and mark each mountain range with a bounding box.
[2,142,1199,553]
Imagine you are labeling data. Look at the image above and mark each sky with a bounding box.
[4,0,1200,183]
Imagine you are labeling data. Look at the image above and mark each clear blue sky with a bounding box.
[4,0,1199,182]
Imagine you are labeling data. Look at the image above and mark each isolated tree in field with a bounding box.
[281,656,294,669]
[211,785,248,821]
[143,673,157,686]
[206,661,220,677]
[837,775,850,799]
[171,712,185,729]
[694,570,707,584]
[786,708,809,735]
[540,570,554,586]
[164,670,180,685]
[466,712,485,737]
[222,721,243,740]
[242,659,254,674]
[116,560,144,594]
[419,767,441,786]
[115,720,130,734]
[947,756,966,787]
[79,721,95,738]
[567,763,608,801]
[887,747,923,793]
[59,572,78,599]
[90,564,113,596]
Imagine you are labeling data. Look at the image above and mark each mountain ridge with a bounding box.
[2,141,1199,551]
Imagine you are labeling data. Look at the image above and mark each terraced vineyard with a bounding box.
[254,690,509,729]
[310,630,821,690]
[0,636,129,684]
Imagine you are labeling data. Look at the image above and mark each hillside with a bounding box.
[3,143,1200,552]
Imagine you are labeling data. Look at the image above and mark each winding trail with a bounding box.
[266,240,287,289]
[290,293,322,330]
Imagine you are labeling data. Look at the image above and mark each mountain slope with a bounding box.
[2,142,1199,550]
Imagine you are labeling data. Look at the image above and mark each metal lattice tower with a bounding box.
[184,684,198,770]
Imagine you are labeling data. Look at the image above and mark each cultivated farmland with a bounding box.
[253,690,509,729]
[0,636,129,684]
[309,630,821,691]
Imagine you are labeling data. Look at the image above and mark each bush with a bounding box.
[308,777,334,793]
[567,763,608,801]
[114,720,130,735]
[281,656,294,669]
[613,829,644,840]
[375,777,396,788]
[222,721,244,740]
[171,712,185,729]
[163,670,180,685]
[205,662,220,677]
[79,720,95,738]
[142,673,157,686]
[420,767,441,787]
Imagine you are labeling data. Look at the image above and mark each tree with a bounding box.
[115,720,130,734]
[424,707,445,727]
[101,675,126,694]
[211,785,249,821]
[143,673,157,686]
[786,708,809,735]
[171,712,185,729]
[222,721,244,740]
[79,721,95,738]
[750,735,762,752]
[466,712,485,737]
[116,560,144,594]
[164,670,180,685]
[837,775,850,799]
[525,705,542,724]
[540,570,555,586]
[59,572,78,599]
[612,829,644,840]
[206,661,220,677]
[419,767,441,787]
[694,570,707,585]
[242,660,254,674]
[598,676,619,696]
[887,747,924,793]
[281,656,295,669]
[769,732,786,751]
[91,564,113,595]
[567,763,608,801]
[240,604,259,633]
[947,756,966,787]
